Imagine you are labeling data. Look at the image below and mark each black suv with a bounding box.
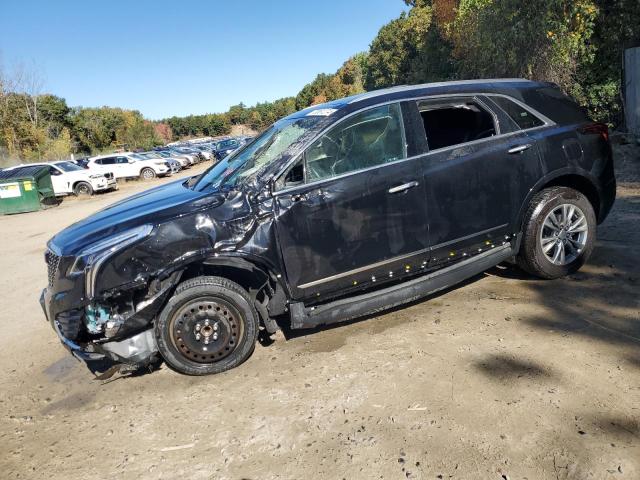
[41,79,616,376]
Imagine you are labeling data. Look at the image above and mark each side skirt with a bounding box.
[289,243,515,329]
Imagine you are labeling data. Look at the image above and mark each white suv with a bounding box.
[87,152,171,180]
[5,161,117,196]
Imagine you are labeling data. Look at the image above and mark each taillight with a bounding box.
[580,122,609,142]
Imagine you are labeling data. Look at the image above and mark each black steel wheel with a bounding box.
[155,276,258,375]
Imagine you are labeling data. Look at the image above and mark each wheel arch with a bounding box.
[516,168,603,231]
[177,255,289,333]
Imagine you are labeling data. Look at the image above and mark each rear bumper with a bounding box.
[598,177,616,223]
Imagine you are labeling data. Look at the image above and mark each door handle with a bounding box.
[291,193,306,202]
[508,144,532,154]
[388,181,419,194]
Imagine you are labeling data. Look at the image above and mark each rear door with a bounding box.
[116,156,137,177]
[407,95,543,265]
[96,157,120,178]
[274,102,429,301]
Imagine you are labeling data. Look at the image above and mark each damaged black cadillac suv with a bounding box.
[41,79,616,376]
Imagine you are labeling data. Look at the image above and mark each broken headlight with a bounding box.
[69,225,153,298]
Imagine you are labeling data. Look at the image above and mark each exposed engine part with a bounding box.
[85,304,111,334]
[99,328,157,365]
[105,314,125,338]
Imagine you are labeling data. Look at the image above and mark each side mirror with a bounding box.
[255,184,272,203]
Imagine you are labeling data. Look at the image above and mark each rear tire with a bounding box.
[155,276,259,375]
[140,167,156,180]
[517,186,596,279]
[73,181,93,196]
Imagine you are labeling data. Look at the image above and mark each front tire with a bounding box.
[140,167,156,180]
[155,276,259,375]
[517,186,596,279]
[73,181,93,196]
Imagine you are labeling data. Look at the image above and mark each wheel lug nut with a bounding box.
[195,333,201,340]
[204,319,210,326]
[213,323,218,331]
[195,324,201,331]
[204,338,209,345]
[213,333,218,340]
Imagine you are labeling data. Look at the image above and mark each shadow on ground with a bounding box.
[474,353,557,381]
[492,190,640,354]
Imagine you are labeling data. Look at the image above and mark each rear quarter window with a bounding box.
[490,96,545,130]
[520,86,589,125]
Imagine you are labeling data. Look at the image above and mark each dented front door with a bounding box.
[274,156,429,301]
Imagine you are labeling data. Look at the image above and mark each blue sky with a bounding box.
[0,1,407,119]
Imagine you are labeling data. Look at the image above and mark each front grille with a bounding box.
[45,249,60,288]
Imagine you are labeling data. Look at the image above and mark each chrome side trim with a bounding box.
[298,248,430,289]
[297,223,510,289]
[347,79,533,105]
[273,92,553,196]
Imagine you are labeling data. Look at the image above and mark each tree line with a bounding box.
[1,0,638,164]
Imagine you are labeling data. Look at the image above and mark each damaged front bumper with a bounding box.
[40,285,160,368]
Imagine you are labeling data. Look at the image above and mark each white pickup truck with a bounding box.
[5,161,117,196]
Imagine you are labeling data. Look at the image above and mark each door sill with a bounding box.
[289,242,516,329]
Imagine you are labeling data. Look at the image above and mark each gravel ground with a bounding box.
[0,147,639,480]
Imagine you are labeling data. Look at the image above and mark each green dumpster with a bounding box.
[0,165,56,215]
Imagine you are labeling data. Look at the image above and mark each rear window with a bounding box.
[490,96,544,130]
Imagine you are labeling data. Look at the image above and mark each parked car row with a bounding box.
[2,135,255,199]
[156,135,254,163]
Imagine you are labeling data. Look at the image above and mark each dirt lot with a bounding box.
[1,147,639,480]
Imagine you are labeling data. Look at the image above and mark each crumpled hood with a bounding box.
[50,179,224,256]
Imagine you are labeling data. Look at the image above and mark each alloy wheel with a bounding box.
[77,184,90,195]
[539,203,588,266]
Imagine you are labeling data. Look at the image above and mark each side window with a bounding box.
[48,166,62,176]
[304,103,406,183]
[417,98,496,151]
[116,156,130,164]
[490,96,545,130]
[101,157,116,165]
[283,162,304,186]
